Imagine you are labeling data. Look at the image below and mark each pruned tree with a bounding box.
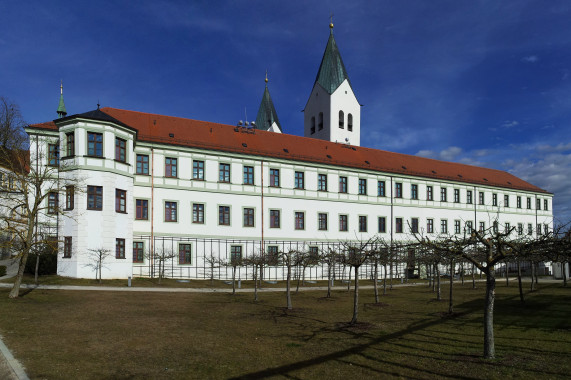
[280,248,301,310]
[225,250,244,295]
[1,97,82,298]
[204,254,224,285]
[319,247,338,298]
[243,252,266,302]
[339,236,377,325]
[83,248,112,284]
[148,247,177,285]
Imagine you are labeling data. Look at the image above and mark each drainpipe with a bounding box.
[261,160,264,252]
[150,147,154,278]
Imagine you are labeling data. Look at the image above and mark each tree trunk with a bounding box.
[232,266,236,295]
[517,259,524,304]
[472,263,476,289]
[389,261,393,290]
[347,265,351,291]
[461,262,464,286]
[505,263,509,287]
[326,262,332,298]
[383,263,387,295]
[373,260,379,303]
[436,264,441,301]
[427,263,432,287]
[484,272,496,359]
[98,258,102,284]
[286,263,292,310]
[563,261,567,287]
[253,266,258,302]
[350,266,359,325]
[34,254,40,284]
[530,262,535,292]
[432,263,436,292]
[9,251,29,298]
[448,258,454,314]
[534,262,539,285]
[301,265,306,286]
[295,265,301,294]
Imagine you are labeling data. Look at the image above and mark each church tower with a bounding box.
[57,81,67,118]
[303,22,360,146]
[255,73,282,133]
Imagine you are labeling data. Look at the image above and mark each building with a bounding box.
[26,25,554,280]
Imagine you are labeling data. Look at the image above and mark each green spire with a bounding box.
[57,81,67,118]
[255,74,282,132]
[314,24,351,94]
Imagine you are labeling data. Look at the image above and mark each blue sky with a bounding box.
[2,1,570,224]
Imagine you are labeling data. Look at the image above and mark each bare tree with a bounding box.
[148,248,177,285]
[243,253,266,302]
[83,248,112,284]
[225,251,244,295]
[319,247,338,298]
[204,254,224,285]
[281,249,301,310]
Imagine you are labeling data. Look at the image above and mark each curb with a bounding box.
[0,335,30,380]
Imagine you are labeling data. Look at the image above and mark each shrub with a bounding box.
[24,243,58,276]
[0,265,6,277]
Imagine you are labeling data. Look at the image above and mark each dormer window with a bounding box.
[311,117,316,134]
[318,112,324,131]
[339,110,344,129]
[348,113,353,132]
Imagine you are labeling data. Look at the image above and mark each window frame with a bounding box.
[219,205,230,226]
[65,132,75,157]
[219,163,230,183]
[317,174,327,192]
[294,171,305,189]
[116,238,126,259]
[115,137,126,162]
[63,236,72,258]
[87,132,103,157]
[395,182,403,198]
[339,176,348,193]
[165,157,178,178]
[87,186,103,211]
[269,209,280,228]
[318,213,328,231]
[295,211,305,230]
[65,186,74,210]
[358,178,367,195]
[243,207,255,227]
[243,166,254,185]
[378,181,386,197]
[115,189,127,213]
[358,215,367,232]
[179,243,192,265]
[378,216,386,233]
[48,143,59,167]
[193,160,205,180]
[136,199,148,220]
[427,185,433,201]
[193,203,205,224]
[133,241,144,263]
[136,154,149,175]
[269,168,280,187]
[339,214,348,232]
[165,201,178,222]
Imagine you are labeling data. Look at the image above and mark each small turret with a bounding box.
[57,81,67,118]
[254,72,282,133]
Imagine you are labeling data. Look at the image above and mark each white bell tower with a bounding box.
[303,22,360,146]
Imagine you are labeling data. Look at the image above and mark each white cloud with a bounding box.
[522,55,539,63]
[415,146,462,161]
[536,142,571,153]
[501,120,519,128]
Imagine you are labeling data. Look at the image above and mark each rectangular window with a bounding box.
[440,187,447,202]
[518,223,523,236]
[528,223,533,235]
[243,166,254,185]
[133,242,144,263]
[65,186,74,210]
[267,246,279,266]
[219,206,230,225]
[219,163,230,183]
[295,212,305,230]
[193,203,204,224]
[517,196,522,208]
[269,168,280,187]
[479,192,485,205]
[318,174,327,191]
[454,220,461,234]
[243,208,254,227]
[66,132,75,157]
[270,209,280,228]
[493,221,499,234]
[358,179,367,195]
[467,190,473,204]
[427,219,434,233]
[318,213,328,230]
[294,171,304,189]
[339,214,348,231]
[505,222,511,234]
[427,186,433,201]
[193,160,205,180]
[136,155,149,175]
[454,189,460,203]
[136,199,148,220]
[64,237,72,258]
[115,137,126,162]
[116,238,125,259]
[504,195,509,207]
[309,246,319,261]
[536,199,541,210]
[480,221,486,232]
[165,157,177,178]
[492,193,498,206]
[87,186,103,210]
[87,132,103,157]
[378,217,386,233]
[411,218,419,233]
[378,181,386,197]
[165,201,177,222]
[441,220,448,234]
[411,184,418,200]
[395,183,403,198]
[230,245,242,263]
[48,143,59,166]
[544,199,548,211]
[339,176,348,193]
[359,216,367,232]
[395,218,403,233]
[179,244,192,264]
[466,221,473,234]
[527,197,531,209]
[544,224,549,234]
[115,189,126,213]
[537,224,542,234]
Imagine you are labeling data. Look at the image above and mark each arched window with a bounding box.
[348,113,353,132]
[318,112,324,131]
[310,117,316,134]
[339,110,344,129]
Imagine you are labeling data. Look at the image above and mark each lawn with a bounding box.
[0,282,569,379]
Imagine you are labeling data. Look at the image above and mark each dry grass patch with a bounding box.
[0,283,569,379]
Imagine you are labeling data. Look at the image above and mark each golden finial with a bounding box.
[329,12,334,29]
[265,70,268,83]
[60,79,63,95]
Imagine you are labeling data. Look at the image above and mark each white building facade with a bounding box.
[26,27,554,280]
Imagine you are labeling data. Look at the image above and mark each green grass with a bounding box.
[0,282,569,379]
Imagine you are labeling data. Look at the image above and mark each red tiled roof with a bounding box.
[29,107,549,194]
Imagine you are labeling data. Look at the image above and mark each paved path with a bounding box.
[0,335,29,380]
[0,259,18,281]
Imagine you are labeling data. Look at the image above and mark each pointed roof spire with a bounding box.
[314,22,351,94]
[255,73,282,132]
[57,80,67,118]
